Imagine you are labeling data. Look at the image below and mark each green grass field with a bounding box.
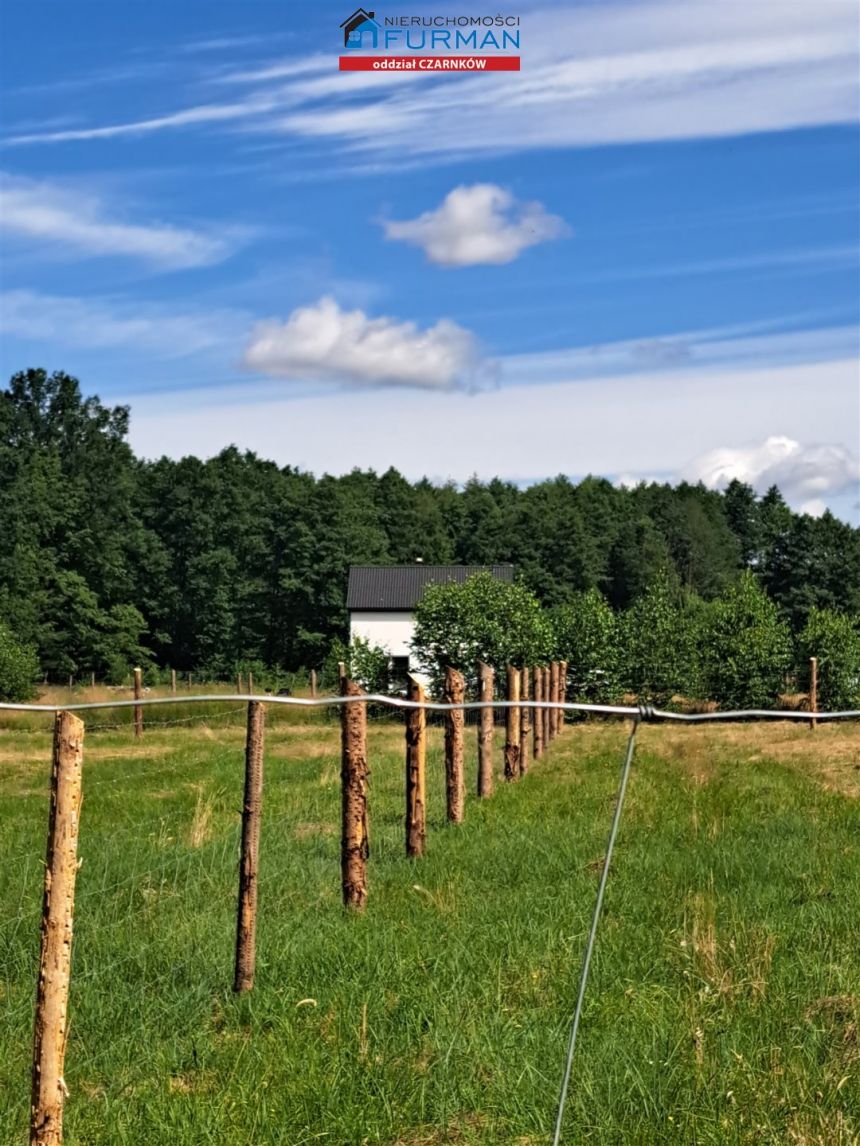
[1,698,858,1144]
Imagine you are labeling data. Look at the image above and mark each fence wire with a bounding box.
[1,693,859,721]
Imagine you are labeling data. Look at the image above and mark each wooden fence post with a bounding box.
[405,675,426,856]
[542,667,551,749]
[237,673,243,695]
[248,671,254,695]
[340,676,369,910]
[234,701,265,993]
[187,672,192,691]
[133,667,143,738]
[444,667,466,823]
[520,668,531,775]
[477,662,494,798]
[171,669,177,695]
[558,660,568,733]
[89,672,95,690]
[30,711,84,1146]
[310,669,318,698]
[809,656,818,731]
[533,666,544,759]
[504,666,521,781]
[549,662,559,740]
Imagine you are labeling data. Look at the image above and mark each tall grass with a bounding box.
[1,716,857,1144]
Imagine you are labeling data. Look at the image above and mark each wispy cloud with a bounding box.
[0,173,239,268]
[243,296,488,390]
[177,35,291,56]
[0,289,247,357]
[383,183,568,267]
[5,96,276,145]
[502,323,860,385]
[270,0,860,159]
[6,0,857,158]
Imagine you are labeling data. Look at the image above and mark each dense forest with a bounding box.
[1,369,858,686]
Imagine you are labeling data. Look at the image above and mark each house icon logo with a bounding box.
[341,8,380,49]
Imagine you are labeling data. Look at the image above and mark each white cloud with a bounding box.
[7,0,857,157]
[0,174,233,268]
[242,296,486,390]
[0,289,245,357]
[684,436,860,514]
[383,184,567,267]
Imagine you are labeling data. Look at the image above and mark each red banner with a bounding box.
[339,55,520,72]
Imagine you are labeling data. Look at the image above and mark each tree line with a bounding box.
[399,571,858,711]
[1,369,858,701]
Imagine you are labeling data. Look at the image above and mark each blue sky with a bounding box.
[1,0,858,518]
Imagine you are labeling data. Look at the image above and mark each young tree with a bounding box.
[322,635,390,694]
[411,572,552,695]
[797,608,860,711]
[551,589,619,703]
[699,572,792,709]
[617,570,698,704]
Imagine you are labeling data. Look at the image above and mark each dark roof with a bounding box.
[347,564,515,611]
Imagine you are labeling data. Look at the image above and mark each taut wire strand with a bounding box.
[0,695,858,721]
[551,718,640,1145]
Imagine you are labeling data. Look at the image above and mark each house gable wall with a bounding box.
[349,610,416,659]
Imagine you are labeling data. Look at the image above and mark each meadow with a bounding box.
[1,691,858,1144]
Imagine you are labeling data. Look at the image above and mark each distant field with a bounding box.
[1,703,858,1144]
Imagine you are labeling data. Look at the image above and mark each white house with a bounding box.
[346,564,515,689]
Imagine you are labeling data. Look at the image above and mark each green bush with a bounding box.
[322,636,390,694]
[699,572,792,709]
[797,607,860,711]
[0,620,40,702]
[551,589,620,704]
[618,571,697,705]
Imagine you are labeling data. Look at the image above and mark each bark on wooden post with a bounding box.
[234,701,265,993]
[533,666,544,759]
[171,669,177,695]
[310,669,317,698]
[477,662,494,798]
[133,667,143,739]
[405,675,426,857]
[558,660,568,734]
[549,662,559,740]
[519,668,531,776]
[542,667,551,749]
[340,676,369,910]
[809,656,818,731]
[30,711,84,1146]
[504,666,521,781]
[444,667,466,823]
